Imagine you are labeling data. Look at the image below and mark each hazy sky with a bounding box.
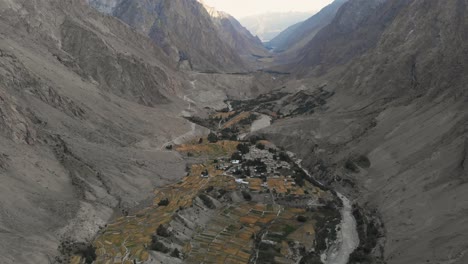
[203,0,335,18]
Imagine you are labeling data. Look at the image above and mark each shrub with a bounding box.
[231,151,242,161]
[297,215,308,222]
[241,191,252,201]
[293,173,306,187]
[206,186,214,193]
[256,143,265,150]
[75,244,97,264]
[208,132,218,143]
[237,143,250,154]
[345,160,359,172]
[249,135,265,144]
[158,198,170,206]
[256,164,267,173]
[355,155,371,168]
[279,152,291,162]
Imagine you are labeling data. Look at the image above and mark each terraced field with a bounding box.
[93,170,211,263]
[70,131,341,264]
[186,203,282,263]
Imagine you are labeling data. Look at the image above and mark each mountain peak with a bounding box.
[197,0,229,18]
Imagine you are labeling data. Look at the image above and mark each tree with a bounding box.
[241,191,252,201]
[279,151,291,162]
[237,143,250,154]
[158,198,170,206]
[208,132,218,143]
[231,151,242,161]
[256,143,265,150]
[297,215,308,222]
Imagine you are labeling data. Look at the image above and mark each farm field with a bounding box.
[71,111,342,264]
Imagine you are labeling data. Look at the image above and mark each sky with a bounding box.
[203,0,335,18]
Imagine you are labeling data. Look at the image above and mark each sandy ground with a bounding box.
[250,114,272,133]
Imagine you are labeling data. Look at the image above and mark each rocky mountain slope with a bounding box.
[1,0,467,263]
[200,1,269,60]
[256,0,468,263]
[267,0,348,53]
[109,0,247,72]
[0,0,207,262]
[85,0,123,13]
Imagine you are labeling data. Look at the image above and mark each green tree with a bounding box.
[208,132,218,143]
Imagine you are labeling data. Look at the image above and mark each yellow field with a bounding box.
[185,203,282,264]
[92,162,236,264]
[72,139,331,264]
[222,112,252,129]
[212,111,236,119]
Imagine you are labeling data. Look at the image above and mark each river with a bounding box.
[294,158,360,264]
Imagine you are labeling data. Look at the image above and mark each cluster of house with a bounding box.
[201,145,294,188]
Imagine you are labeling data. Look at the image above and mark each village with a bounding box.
[84,110,342,264]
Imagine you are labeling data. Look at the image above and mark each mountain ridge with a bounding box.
[0,0,467,263]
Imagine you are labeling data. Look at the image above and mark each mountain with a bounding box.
[0,0,207,262]
[294,0,390,72]
[85,0,123,13]
[239,11,315,42]
[199,1,269,59]
[109,0,246,72]
[267,0,348,53]
[259,0,468,263]
[2,0,468,263]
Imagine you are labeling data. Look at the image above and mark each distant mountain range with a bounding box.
[267,0,348,53]
[239,11,316,42]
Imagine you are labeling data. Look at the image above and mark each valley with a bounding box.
[69,107,360,264]
[0,0,467,264]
